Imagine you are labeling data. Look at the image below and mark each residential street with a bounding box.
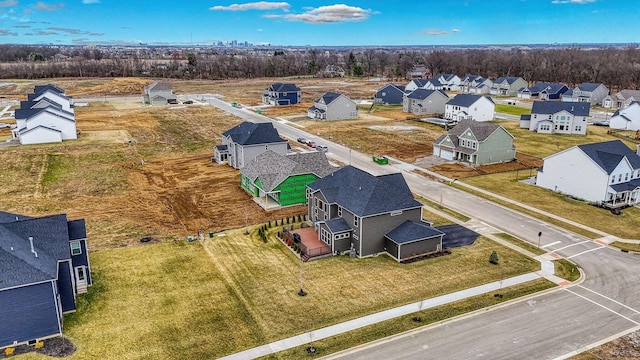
[202,95,640,359]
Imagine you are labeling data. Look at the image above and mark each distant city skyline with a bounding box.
[0,0,638,46]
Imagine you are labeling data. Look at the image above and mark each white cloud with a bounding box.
[0,0,17,7]
[421,29,460,36]
[551,0,595,4]
[82,0,100,4]
[266,4,374,23]
[33,2,65,11]
[210,1,290,11]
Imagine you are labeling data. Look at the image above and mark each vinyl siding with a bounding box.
[360,208,421,257]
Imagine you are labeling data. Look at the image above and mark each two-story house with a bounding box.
[519,101,590,135]
[518,82,568,100]
[11,84,77,145]
[432,73,461,91]
[444,94,495,122]
[602,90,640,109]
[0,212,91,349]
[262,83,301,106]
[461,75,493,94]
[307,166,445,262]
[609,101,640,130]
[490,76,527,96]
[240,150,334,209]
[142,81,177,105]
[562,83,609,105]
[433,120,516,165]
[213,121,288,169]
[373,84,406,105]
[402,89,449,116]
[307,92,358,121]
[536,140,640,207]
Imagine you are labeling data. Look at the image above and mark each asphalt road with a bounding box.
[194,95,640,358]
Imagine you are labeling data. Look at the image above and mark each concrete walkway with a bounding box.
[219,272,568,360]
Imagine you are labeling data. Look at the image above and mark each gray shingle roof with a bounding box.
[33,84,65,95]
[614,90,640,100]
[578,82,604,92]
[222,121,286,146]
[308,166,422,217]
[611,179,640,192]
[495,76,522,85]
[578,140,640,174]
[147,81,173,92]
[531,101,590,116]
[437,119,504,144]
[0,214,83,290]
[267,83,300,92]
[317,92,342,105]
[407,89,447,100]
[385,220,444,245]
[325,217,352,233]
[539,83,568,95]
[447,94,493,107]
[240,150,334,192]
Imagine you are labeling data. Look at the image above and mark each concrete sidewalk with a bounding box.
[219,272,568,360]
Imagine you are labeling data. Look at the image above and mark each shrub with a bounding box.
[489,250,499,265]
[34,341,44,349]
[5,348,15,356]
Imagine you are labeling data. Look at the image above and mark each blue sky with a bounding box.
[0,0,637,46]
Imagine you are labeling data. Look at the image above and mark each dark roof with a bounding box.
[578,82,604,92]
[33,84,65,96]
[611,179,640,192]
[577,140,640,174]
[14,106,75,121]
[495,76,522,85]
[411,79,430,87]
[531,101,590,116]
[308,166,422,217]
[325,217,352,233]
[444,120,505,142]
[317,92,343,105]
[433,73,457,82]
[68,219,87,240]
[520,114,531,121]
[385,220,445,245]
[222,121,286,146]
[215,144,228,151]
[0,214,83,290]
[240,150,334,192]
[146,81,173,92]
[447,94,493,107]
[540,83,568,94]
[268,83,300,92]
[407,89,447,100]
[377,83,405,94]
[462,74,483,82]
[521,82,553,94]
[0,211,33,223]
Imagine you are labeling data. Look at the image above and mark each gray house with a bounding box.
[213,121,287,169]
[433,120,516,165]
[142,81,177,105]
[308,92,358,121]
[490,76,528,96]
[0,212,91,349]
[307,166,444,262]
[602,89,640,109]
[402,89,449,115]
[562,83,609,105]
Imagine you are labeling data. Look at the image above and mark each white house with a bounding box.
[11,84,77,145]
[461,75,493,94]
[308,92,358,121]
[444,94,495,122]
[519,101,590,135]
[609,101,640,130]
[536,140,640,207]
[562,83,609,105]
[432,73,461,91]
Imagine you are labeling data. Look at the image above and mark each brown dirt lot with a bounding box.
[428,152,543,179]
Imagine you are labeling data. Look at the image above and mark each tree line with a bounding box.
[0,45,639,91]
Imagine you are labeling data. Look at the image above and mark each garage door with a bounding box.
[439,148,453,160]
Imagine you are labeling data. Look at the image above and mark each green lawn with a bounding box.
[461,172,640,239]
[494,233,547,256]
[495,104,531,117]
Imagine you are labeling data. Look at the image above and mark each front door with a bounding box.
[75,266,88,294]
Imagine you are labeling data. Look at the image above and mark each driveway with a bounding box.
[437,224,480,248]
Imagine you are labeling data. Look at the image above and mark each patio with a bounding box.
[285,227,331,261]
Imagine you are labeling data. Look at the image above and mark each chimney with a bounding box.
[29,236,38,258]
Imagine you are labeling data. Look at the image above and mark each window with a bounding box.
[575,126,581,132]
[619,174,623,182]
[338,207,342,217]
[354,216,359,227]
[70,240,82,256]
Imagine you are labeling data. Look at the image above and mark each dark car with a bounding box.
[297,137,307,143]
[183,100,193,104]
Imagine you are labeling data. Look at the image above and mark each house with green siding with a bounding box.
[240,150,334,209]
[432,120,516,165]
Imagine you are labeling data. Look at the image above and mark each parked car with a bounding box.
[297,137,307,143]
[316,144,328,152]
[306,140,317,148]
[183,100,193,104]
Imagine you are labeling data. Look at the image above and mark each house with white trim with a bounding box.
[536,140,640,207]
[307,92,358,121]
[490,76,527,96]
[433,120,516,165]
[609,101,640,130]
[402,89,449,116]
[519,101,589,135]
[444,94,495,122]
[562,83,609,105]
[602,90,640,109]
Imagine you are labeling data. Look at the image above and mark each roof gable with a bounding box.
[447,94,492,107]
[531,101,590,116]
[222,121,285,146]
[577,140,640,174]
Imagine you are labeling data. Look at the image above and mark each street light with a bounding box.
[537,231,542,249]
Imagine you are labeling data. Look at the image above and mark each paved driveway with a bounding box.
[437,224,480,248]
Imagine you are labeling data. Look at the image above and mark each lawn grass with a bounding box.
[459,171,640,239]
[554,259,581,282]
[494,233,547,256]
[417,197,471,222]
[261,278,556,359]
[495,104,531,116]
[203,226,539,351]
[609,241,640,253]
[421,207,455,227]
